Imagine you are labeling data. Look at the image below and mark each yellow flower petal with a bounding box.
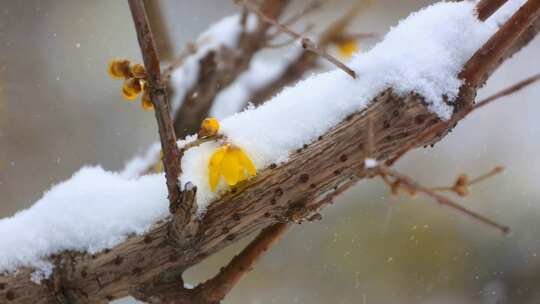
[122,77,142,101]
[130,63,146,79]
[220,150,240,186]
[237,148,256,176]
[209,146,226,191]
[207,144,257,192]
[141,92,154,111]
[337,40,359,59]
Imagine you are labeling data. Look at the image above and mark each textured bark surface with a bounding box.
[1,2,539,303]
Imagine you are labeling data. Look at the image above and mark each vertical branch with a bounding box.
[128,0,183,213]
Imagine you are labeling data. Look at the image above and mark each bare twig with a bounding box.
[265,24,315,48]
[194,223,289,303]
[266,0,322,40]
[237,0,357,78]
[249,2,371,105]
[430,166,504,195]
[281,0,322,27]
[128,0,183,213]
[377,165,510,234]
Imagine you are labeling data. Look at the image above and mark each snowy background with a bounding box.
[1,0,540,303]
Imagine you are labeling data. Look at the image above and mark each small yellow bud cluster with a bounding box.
[108,59,153,111]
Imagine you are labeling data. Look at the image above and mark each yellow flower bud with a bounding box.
[337,40,359,59]
[122,77,142,101]
[198,117,220,138]
[208,144,257,192]
[141,91,154,110]
[130,63,146,79]
[108,59,131,79]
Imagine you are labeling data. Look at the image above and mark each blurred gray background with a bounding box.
[1,1,539,303]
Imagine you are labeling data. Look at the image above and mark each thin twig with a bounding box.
[128,0,183,213]
[386,73,540,166]
[282,0,322,27]
[378,165,510,234]
[266,24,315,48]
[249,2,371,105]
[237,0,357,78]
[429,166,504,195]
[194,223,289,303]
[266,1,322,40]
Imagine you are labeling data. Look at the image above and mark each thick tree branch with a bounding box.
[128,0,183,213]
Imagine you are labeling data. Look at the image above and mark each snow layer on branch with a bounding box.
[170,14,258,115]
[181,1,511,208]
[0,167,169,273]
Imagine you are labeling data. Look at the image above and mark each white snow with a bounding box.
[0,1,525,274]
[364,158,378,169]
[121,135,198,179]
[170,13,258,115]
[121,142,162,179]
[0,167,169,274]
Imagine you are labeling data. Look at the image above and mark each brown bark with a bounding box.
[128,0,183,213]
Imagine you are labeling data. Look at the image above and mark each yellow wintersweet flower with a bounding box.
[337,40,359,59]
[198,117,220,138]
[108,59,131,79]
[141,91,154,110]
[208,144,256,192]
[130,63,146,79]
[122,77,143,101]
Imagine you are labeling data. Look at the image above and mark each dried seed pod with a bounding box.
[453,174,469,197]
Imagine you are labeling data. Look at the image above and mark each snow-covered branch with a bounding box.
[0,1,539,303]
